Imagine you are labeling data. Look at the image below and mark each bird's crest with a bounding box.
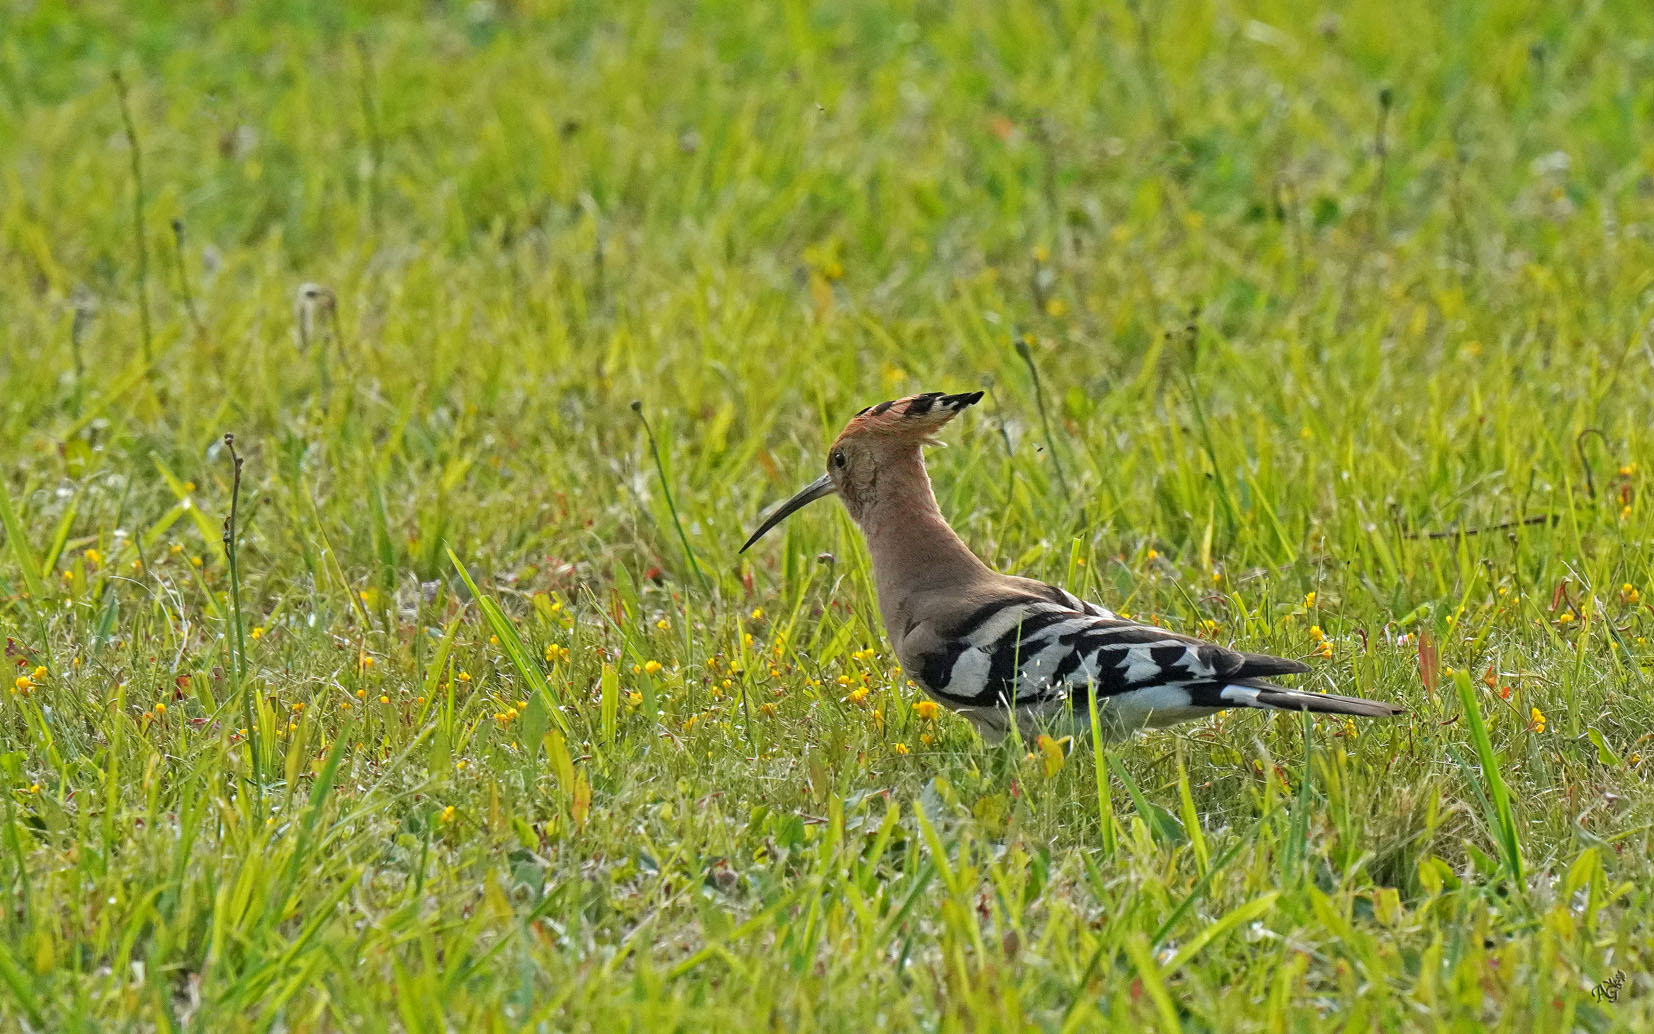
[835,390,983,445]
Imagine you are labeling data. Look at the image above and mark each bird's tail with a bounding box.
[1220,680,1403,718]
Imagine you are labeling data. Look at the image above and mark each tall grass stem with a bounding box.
[632,401,711,595]
[1014,338,1071,498]
[111,70,152,363]
[222,433,260,798]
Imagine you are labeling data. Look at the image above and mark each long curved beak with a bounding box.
[739,474,836,553]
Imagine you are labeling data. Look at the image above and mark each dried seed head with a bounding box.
[294,282,337,349]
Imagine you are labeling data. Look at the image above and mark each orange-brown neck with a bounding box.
[849,447,991,610]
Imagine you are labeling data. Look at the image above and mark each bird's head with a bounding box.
[740,390,983,551]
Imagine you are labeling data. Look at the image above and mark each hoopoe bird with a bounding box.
[741,390,1403,742]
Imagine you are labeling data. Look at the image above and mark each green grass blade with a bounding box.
[1454,669,1523,885]
[1161,891,1281,972]
[0,473,48,607]
[1086,687,1119,856]
[151,452,223,548]
[0,938,46,1027]
[1104,751,1186,845]
[448,547,578,744]
[1150,833,1254,948]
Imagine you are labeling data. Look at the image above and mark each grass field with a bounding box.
[4,0,1654,1029]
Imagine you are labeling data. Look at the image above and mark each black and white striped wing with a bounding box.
[910,594,1309,722]
[1048,584,1114,620]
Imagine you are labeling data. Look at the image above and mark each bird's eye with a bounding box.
[832,450,847,469]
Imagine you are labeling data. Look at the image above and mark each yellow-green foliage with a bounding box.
[2,1,1653,1029]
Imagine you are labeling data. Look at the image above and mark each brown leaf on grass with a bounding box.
[1417,630,1438,698]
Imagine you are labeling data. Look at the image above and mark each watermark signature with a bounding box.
[1591,970,1626,1004]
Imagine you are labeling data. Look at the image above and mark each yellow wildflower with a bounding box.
[892,742,910,756]
[1530,707,1547,733]
[1033,734,1066,777]
[913,700,940,720]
